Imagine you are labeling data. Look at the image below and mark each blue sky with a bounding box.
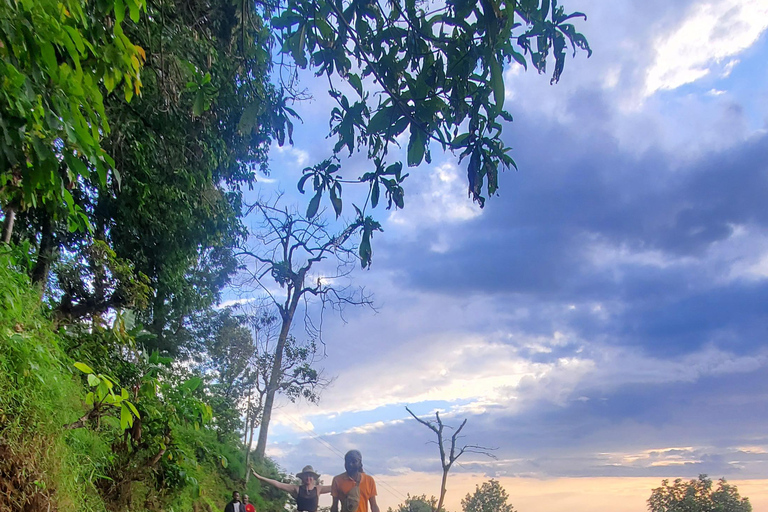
[232,0,768,510]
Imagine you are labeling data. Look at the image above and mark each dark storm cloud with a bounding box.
[382,88,768,356]
[617,280,768,355]
[400,102,768,287]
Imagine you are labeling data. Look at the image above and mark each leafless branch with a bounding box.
[406,406,497,512]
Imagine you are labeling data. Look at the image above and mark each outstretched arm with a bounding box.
[318,485,333,494]
[251,470,299,496]
[369,496,380,512]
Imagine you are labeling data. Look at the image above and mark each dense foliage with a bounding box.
[0,0,144,232]
[461,480,516,512]
[388,494,444,512]
[0,248,293,511]
[648,475,752,512]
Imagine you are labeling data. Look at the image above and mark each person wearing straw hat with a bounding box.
[251,465,331,512]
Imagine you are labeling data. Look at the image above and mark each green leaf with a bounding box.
[115,0,126,24]
[103,73,116,92]
[452,133,471,148]
[192,91,206,116]
[65,154,89,180]
[306,191,322,218]
[370,181,380,208]
[182,376,203,392]
[368,105,396,135]
[220,456,228,468]
[40,43,58,79]
[348,73,364,97]
[126,401,140,418]
[359,233,371,268]
[87,374,100,387]
[74,362,94,374]
[330,187,342,218]
[238,103,259,134]
[120,403,133,430]
[407,126,426,166]
[509,49,527,69]
[490,59,505,113]
[129,0,141,23]
[271,13,301,29]
[64,26,85,54]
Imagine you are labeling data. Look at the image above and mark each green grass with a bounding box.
[0,245,288,511]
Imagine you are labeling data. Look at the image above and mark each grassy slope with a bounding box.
[0,247,286,511]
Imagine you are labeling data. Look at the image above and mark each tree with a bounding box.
[239,199,373,459]
[648,475,752,512]
[243,308,328,477]
[0,0,145,242]
[61,0,295,349]
[200,308,257,440]
[272,0,591,265]
[462,480,516,512]
[388,494,443,512]
[406,407,496,512]
[94,0,295,349]
[5,0,296,354]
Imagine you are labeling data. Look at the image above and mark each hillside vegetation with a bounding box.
[0,246,287,511]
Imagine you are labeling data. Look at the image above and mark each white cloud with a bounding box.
[269,326,593,423]
[273,144,311,167]
[344,419,405,435]
[586,224,768,287]
[216,297,257,309]
[388,162,482,233]
[273,414,317,434]
[645,0,768,95]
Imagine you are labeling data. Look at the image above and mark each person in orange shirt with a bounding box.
[330,450,380,512]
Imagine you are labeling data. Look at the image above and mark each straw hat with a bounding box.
[296,465,320,479]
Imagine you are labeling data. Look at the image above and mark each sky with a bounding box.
[232,0,768,510]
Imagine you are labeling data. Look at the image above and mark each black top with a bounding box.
[296,486,319,512]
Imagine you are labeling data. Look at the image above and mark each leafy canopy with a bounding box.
[648,475,752,512]
[273,0,590,262]
[388,494,443,512]
[0,0,145,230]
[462,480,516,512]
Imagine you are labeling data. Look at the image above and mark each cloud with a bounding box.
[246,0,768,497]
[216,297,257,309]
[645,0,768,95]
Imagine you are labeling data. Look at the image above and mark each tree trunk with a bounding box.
[254,288,301,459]
[436,468,449,512]
[31,215,55,292]
[1,205,15,244]
[244,385,253,482]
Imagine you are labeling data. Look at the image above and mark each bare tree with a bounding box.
[243,308,330,478]
[238,198,373,459]
[406,407,496,512]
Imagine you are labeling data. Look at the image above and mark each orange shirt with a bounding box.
[331,472,377,512]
